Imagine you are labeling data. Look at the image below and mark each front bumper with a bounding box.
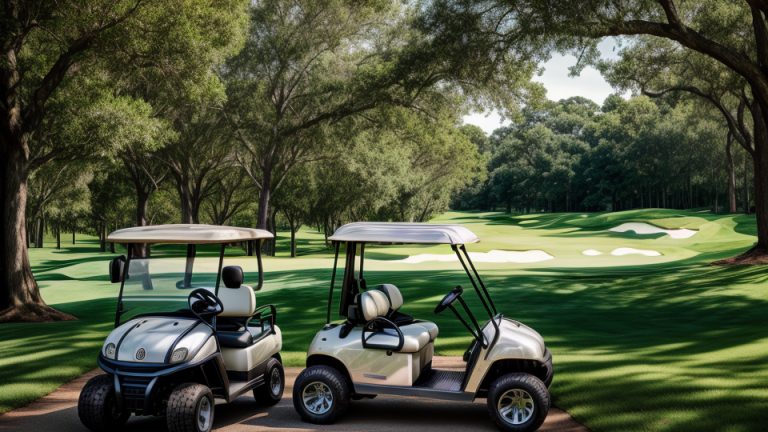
[98,352,226,415]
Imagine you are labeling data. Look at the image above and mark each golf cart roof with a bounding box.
[107,224,274,244]
[328,222,480,245]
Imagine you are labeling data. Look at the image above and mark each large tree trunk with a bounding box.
[715,102,768,264]
[745,156,750,215]
[35,216,43,248]
[726,136,737,213]
[290,227,297,258]
[256,169,272,231]
[255,168,273,255]
[178,179,197,224]
[56,225,61,250]
[752,104,768,249]
[0,145,75,322]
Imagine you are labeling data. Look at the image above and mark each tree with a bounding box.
[163,109,233,224]
[422,0,768,259]
[224,0,539,235]
[272,170,313,257]
[203,169,255,226]
[0,0,249,322]
[600,36,754,213]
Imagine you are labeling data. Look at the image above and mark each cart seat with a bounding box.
[217,330,253,348]
[215,266,257,348]
[359,290,439,353]
[372,284,414,325]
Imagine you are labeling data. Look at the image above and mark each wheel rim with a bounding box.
[270,368,281,396]
[498,388,535,425]
[198,395,212,431]
[302,381,333,415]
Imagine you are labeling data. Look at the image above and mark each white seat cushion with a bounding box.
[359,290,390,321]
[400,324,432,352]
[367,324,431,353]
[218,285,256,317]
[413,321,439,341]
[375,284,404,310]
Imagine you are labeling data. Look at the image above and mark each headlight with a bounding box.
[170,348,188,363]
[105,343,116,359]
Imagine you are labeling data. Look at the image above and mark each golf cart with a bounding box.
[293,222,554,432]
[78,225,285,432]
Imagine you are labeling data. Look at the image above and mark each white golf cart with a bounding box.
[78,225,284,432]
[293,222,554,432]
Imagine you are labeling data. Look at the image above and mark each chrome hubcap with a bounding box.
[270,368,281,395]
[198,396,211,430]
[302,382,333,415]
[498,388,535,425]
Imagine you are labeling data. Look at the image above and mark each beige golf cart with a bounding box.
[293,222,554,432]
[78,225,284,432]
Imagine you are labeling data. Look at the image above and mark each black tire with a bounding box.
[78,374,130,432]
[487,373,550,432]
[292,365,350,424]
[166,383,214,432]
[254,357,284,406]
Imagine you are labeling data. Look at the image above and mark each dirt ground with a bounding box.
[0,357,589,432]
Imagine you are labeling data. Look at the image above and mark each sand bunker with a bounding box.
[610,247,661,257]
[583,248,662,257]
[609,222,697,239]
[398,250,554,264]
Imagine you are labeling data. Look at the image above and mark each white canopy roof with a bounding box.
[107,224,274,244]
[328,222,480,245]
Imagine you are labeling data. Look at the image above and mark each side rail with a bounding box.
[246,304,277,336]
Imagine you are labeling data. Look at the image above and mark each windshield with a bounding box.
[119,256,218,323]
[117,245,253,324]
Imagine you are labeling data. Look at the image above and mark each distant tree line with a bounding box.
[453,95,750,214]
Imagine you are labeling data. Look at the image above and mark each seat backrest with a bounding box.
[375,284,403,311]
[218,285,256,317]
[358,290,390,321]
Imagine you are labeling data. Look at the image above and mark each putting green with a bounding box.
[1,209,766,432]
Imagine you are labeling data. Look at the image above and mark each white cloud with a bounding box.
[463,38,631,135]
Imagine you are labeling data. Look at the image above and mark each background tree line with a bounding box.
[453,94,750,215]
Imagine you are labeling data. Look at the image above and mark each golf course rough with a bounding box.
[1,209,766,432]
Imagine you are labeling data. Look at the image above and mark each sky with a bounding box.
[463,39,631,135]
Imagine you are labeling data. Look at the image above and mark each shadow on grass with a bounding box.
[255,263,768,432]
[7,222,768,431]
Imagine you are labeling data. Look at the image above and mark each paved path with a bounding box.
[0,357,589,432]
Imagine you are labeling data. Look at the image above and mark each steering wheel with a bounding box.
[188,288,224,320]
[434,285,464,314]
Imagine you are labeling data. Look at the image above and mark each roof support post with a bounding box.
[255,240,264,291]
[183,244,196,288]
[114,246,133,328]
[460,245,497,315]
[452,244,494,320]
[326,241,340,324]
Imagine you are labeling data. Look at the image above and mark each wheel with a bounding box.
[292,365,350,424]
[254,357,284,406]
[78,374,130,432]
[166,383,214,432]
[487,373,550,432]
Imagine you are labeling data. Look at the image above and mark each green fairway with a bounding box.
[1,210,767,432]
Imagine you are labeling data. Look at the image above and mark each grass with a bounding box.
[1,209,767,431]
